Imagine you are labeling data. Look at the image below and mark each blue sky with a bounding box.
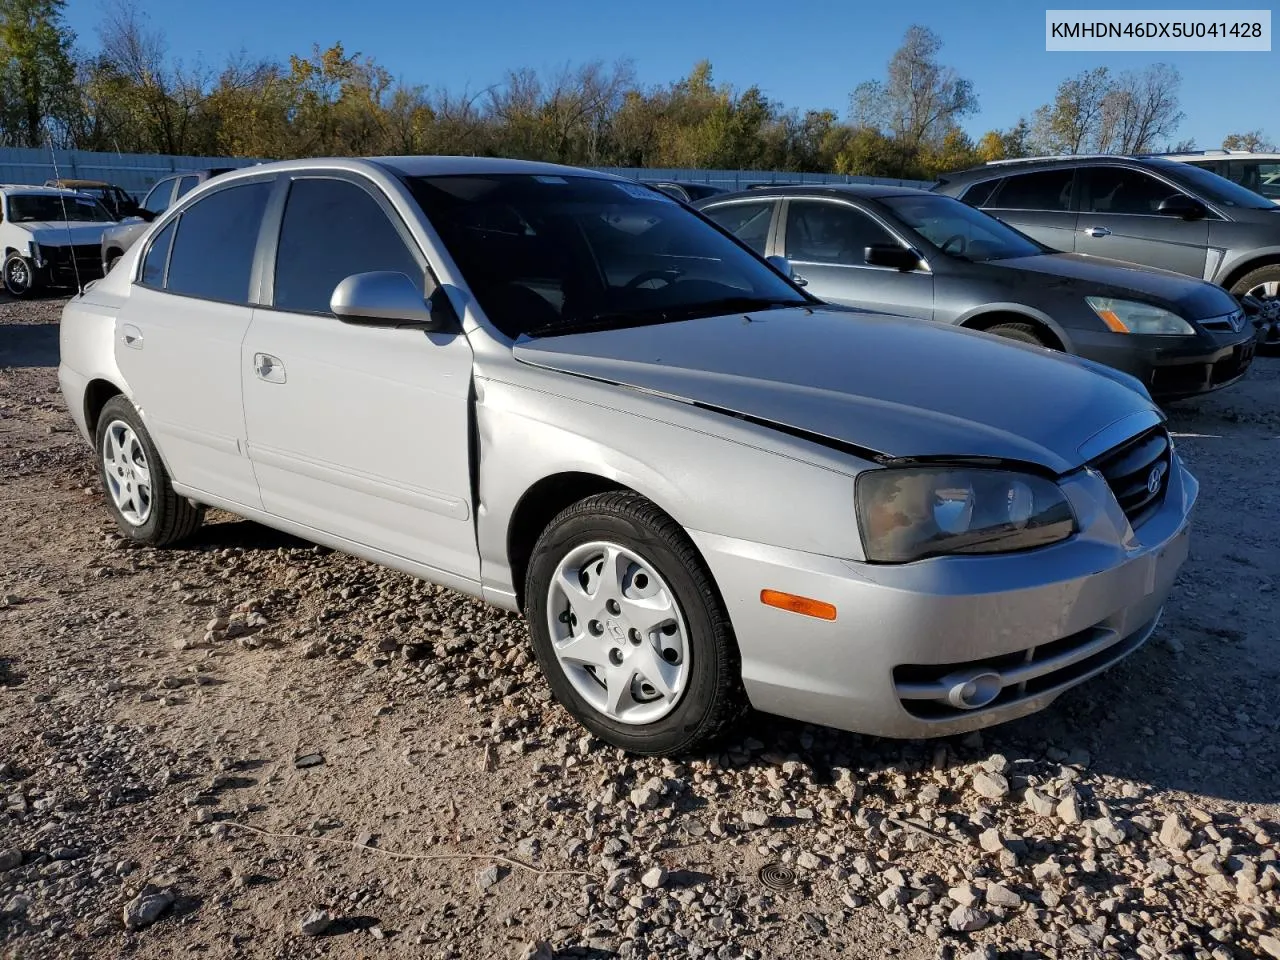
[65,0,1276,148]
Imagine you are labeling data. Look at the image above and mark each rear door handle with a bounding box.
[121,324,143,349]
[254,353,286,384]
[1083,226,1112,238]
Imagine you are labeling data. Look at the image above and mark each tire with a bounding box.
[4,252,35,298]
[1229,263,1280,302]
[94,396,203,546]
[984,321,1051,348]
[105,252,122,274]
[524,491,745,755]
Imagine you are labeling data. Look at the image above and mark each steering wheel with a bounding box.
[625,269,683,290]
[939,234,968,256]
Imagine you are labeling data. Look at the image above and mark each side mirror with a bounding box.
[330,271,448,331]
[766,254,808,286]
[1157,194,1207,220]
[865,244,924,271]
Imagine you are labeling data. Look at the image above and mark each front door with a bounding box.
[779,198,934,319]
[112,178,274,508]
[241,174,479,579]
[1074,165,1211,278]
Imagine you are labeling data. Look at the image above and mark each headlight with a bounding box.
[856,467,1077,563]
[1086,297,1195,336]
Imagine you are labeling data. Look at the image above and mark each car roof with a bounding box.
[371,156,618,179]
[696,183,935,204]
[935,154,1191,187]
[1152,150,1280,161]
[0,184,86,196]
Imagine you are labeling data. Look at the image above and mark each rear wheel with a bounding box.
[95,396,203,546]
[524,492,744,755]
[984,321,1051,348]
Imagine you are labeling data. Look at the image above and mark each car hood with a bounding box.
[22,222,115,245]
[513,307,1160,474]
[983,253,1238,320]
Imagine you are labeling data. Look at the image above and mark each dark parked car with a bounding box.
[697,185,1256,400]
[100,168,236,272]
[932,157,1280,322]
[44,179,137,219]
[643,181,729,203]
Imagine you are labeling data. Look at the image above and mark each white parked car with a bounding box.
[58,157,1195,755]
[1158,150,1280,204]
[0,185,117,297]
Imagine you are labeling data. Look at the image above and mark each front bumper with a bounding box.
[688,454,1197,739]
[33,243,105,290]
[1071,327,1256,400]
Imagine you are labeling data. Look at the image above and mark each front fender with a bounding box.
[953,301,1077,352]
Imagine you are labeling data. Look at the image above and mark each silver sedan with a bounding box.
[58,157,1195,754]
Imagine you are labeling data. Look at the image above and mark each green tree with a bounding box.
[0,0,77,146]
[1223,130,1275,151]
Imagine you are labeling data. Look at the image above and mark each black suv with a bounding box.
[933,157,1280,321]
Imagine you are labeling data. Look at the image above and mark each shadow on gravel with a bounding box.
[184,517,314,553]
[0,657,25,687]
[0,324,59,368]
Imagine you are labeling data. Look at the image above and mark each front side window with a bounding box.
[164,181,272,303]
[6,195,114,223]
[273,177,423,315]
[1081,167,1181,215]
[143,178,176,215]
[174,176,200,201]
[987,169,1075,212]
[703,201,774,254]
[784,200,895,264]
[880,194,1043,262]
[404,175,808,339]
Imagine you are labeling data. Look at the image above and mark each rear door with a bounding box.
[241,173,478,578]
[778,198,933,319]
[979,168,1079,251]
[113,176,274,508]
[1075,165,1211,278]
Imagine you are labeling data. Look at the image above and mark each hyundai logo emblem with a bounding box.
[1147,461,1167,495]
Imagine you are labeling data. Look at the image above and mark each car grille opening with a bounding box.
[43,244,104,286]
[1089,426,1171,528]
[893,614,1160,721]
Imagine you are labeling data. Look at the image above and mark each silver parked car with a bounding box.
[59,157,1196,755]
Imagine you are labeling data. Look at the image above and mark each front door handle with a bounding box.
[254,353,286,384]
[1083,226,1112,238]
[121,324,143,349]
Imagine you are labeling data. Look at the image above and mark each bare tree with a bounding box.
[1100,64,1184,153]
[1028,67,1111,154]
[849,25,977,151]
[1223,130,1276,151]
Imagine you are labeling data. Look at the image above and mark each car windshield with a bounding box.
[879,194,1044,261]
[1158,160,1276,209]
[403,174,809,338]
[7,194,115,223]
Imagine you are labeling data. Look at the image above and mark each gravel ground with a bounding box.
[1,296,1278,960]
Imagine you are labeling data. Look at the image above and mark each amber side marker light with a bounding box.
[760,589,837,621]
[1093,308,1130,333]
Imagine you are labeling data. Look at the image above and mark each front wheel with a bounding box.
[524,492,744,755]
[95,396,204,546]
[4,253,35,298]
[985,321,1051,348]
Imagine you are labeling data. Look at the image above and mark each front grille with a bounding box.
[43,244,104,286]
[1090,426,1171,527]
[893,613,1161,721]
[1199,309,1246,333]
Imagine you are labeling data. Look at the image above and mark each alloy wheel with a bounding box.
[101,419,153,526]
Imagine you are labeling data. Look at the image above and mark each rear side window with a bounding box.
[703,201,773,254]
[1081,167,1181,215]
[164,181,272,303]
[273,177,422,315]
[139,220,176,287]
[988,169,1075,211]
[959,179,999,207]
[784,200,895,264]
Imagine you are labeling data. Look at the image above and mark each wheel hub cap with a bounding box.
[101,420,153,526]
[546,541,690,725]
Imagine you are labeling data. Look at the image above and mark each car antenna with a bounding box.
[46,134,84,295]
